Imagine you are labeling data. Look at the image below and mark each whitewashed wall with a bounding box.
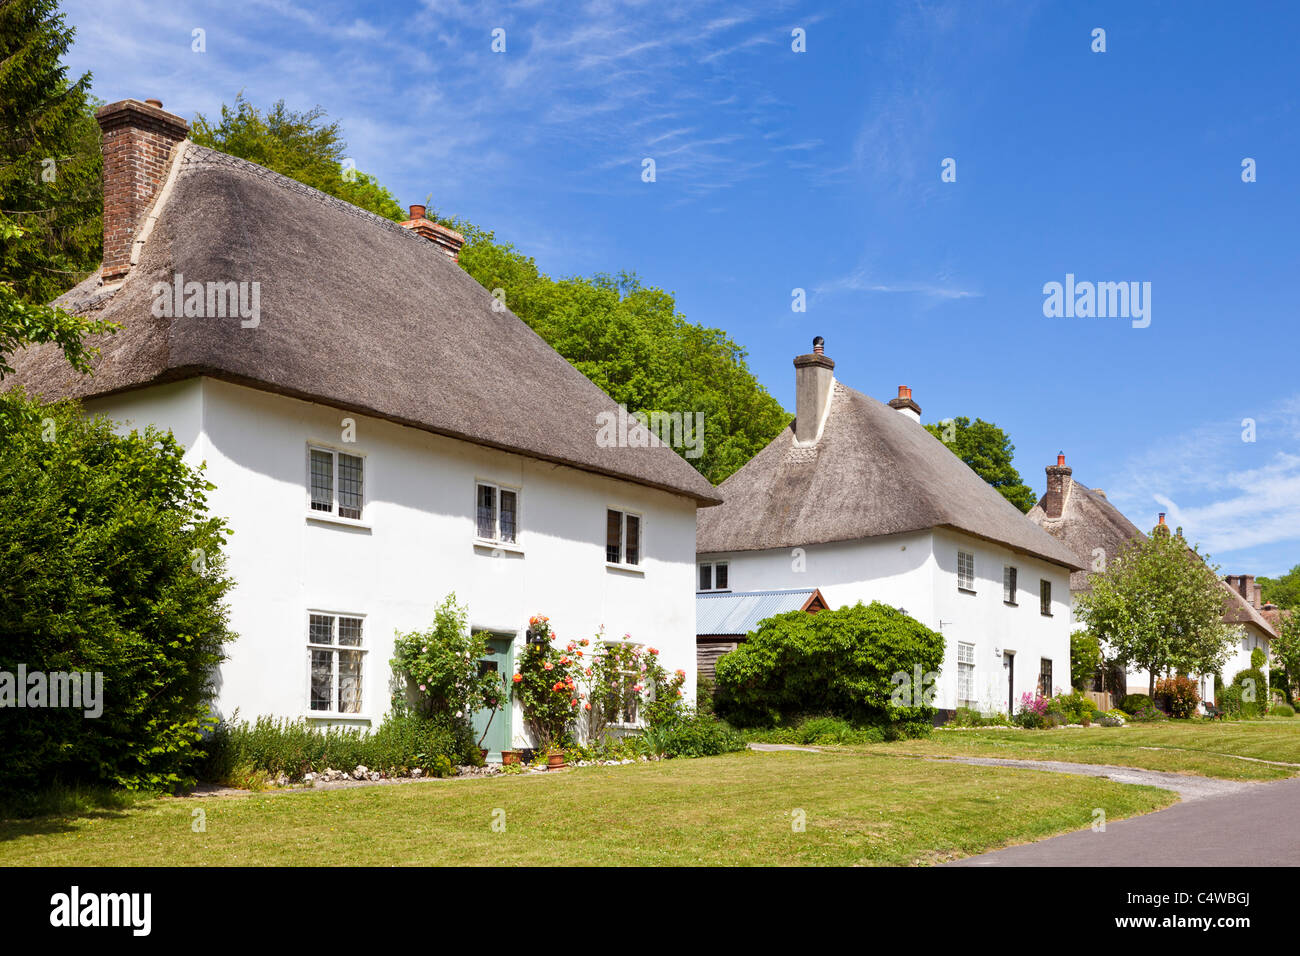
[86,377,700,747]
[699,527,1074,715]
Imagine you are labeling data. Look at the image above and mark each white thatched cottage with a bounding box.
[6,97,720,758]
[696,338,1084,719]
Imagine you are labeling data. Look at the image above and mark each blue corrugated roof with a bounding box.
[696,588,819,637]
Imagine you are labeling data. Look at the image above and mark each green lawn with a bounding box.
[0,749,1173,866]
[857,720,1300,781]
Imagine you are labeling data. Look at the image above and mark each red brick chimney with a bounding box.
[1225,574,1259,609]
[887,385,922,423]
[95,98,189,282]
[399,204,465,262]
[1042,452,1072,519]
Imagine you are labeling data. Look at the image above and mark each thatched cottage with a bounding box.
[696,338,1084,718]
[5,97,720,758]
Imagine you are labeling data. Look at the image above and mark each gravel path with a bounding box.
[936,756,1257,800]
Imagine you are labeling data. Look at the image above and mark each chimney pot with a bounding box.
[887,384,922,423]
[399,205,466,263]
[1158,513,1166,524]
[95,98,190,282]
[1057,452,1066,467]
[408,204,426,220]
[812,336,824,356]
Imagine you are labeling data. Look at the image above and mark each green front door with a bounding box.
[471,636,513,763]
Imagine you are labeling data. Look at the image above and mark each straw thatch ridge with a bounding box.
[1028,481,1146,590]
[696,381,1084,570]
[5,144,720,505]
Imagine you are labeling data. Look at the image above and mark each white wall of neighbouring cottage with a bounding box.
[85,376,699,747]
[699,528,1073,715]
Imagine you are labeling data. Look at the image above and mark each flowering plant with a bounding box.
[512,614,581,750]
[391,594,506,735]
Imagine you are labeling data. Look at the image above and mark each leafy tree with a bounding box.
[1269,612,1300,705]
[191,93,406,222]
[1069,628,1102,690]
[1259,565,1300,609]
[924,416,1036,512]
[0,0,115,376]
[0,390,236,792]
[1075,524,1231,698]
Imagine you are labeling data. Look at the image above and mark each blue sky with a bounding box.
[63,0,1300,575]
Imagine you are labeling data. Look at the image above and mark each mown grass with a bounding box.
[0,750,1173,866]
[855,720,1300,781]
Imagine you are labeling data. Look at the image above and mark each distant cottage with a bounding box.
[696,338,1084,719]
[6,98,720,758]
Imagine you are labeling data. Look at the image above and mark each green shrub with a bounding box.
[714,601,944,734]
[643,714,747,758]
[1047,691,1099,725]
[199,712,479,784]
[1231,668,1268,718]
[0,392,236,793]
[1121,694,1152,714]
[696,677,716,718]
[1070,630,1102,690]
[949,707,1006,728]
[1127,703,1167,722]
[1271,702,1295,718]
[1251,647,1267,671]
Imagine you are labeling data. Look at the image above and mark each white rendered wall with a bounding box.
[87,377,699,746]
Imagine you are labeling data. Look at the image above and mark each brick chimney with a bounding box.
[1255,582,1264,609]
[399,204,465,262]
[793,336,834,443]
[1225,574,1259,609]
[887,385,922,423]
[96,99,189,282]
[1153,512,1170,537]
[1042,453,1072,519]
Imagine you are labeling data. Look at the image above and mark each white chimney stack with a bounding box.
[887,385,922,423]
[793,336,834,443]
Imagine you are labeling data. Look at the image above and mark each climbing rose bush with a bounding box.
[390,593,505,723]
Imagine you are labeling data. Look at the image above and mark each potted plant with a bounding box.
[546,748,566,770]
[501,750,521,765]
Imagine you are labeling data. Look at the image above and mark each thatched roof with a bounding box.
[1220,583,1278,638]
[696,381,1084,570]
[1028,481,1146,590]
[6,143,720,505]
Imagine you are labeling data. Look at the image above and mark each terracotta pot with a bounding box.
[501,750,520,765]
[480,748,489,761]
[547,749,566,770]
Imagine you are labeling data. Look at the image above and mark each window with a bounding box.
[698,561,729,592]
[957,642,976,707]
[957,550,975,591]
[309,446,364,520]
[307,613,366,714]
[475,481,518,544]
[1003,566,1018,604]
[606,509,641,566]
[1040,579,1053,616]
[600,641,642,725]
[1038,658,1053,697]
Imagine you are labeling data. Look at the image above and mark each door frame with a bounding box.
[471,633,515,762]
[1005,651,1016,716]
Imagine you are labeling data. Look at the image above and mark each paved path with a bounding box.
[946,763,1300,867]
[747,743,822,753]
[939,756,1254,801]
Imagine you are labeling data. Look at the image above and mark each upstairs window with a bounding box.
[1040,579,1053,616]
[957,551,975,592]
[606,509,641,566]
[475,481,518,544]
[309,446,364,520]
[1003,566,1018,604]
[698,561,729,592]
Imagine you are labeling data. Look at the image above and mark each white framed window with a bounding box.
[475,481,518,544]
[698,561,729,592]
[606,509,642,566]
[1040,579,1053,616]
[308,445,364,520]
[307,612,366,715]
[957,550,975,592]
[1003,565,1018,604]
[957,642,976,708]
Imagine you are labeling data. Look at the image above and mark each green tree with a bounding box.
[1070,628,1102,691]
[1259,565,1300,609]
[190,93,406,222]
[924,416,1036,512]
[0,390,236,793]
[0,0,115,376]
[1075,525,1231,699]
[1269,612,1300,705]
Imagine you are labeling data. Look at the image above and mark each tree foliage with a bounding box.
[713,602,944,734]
[1259,564,1300,610]
[1069,628,1102,691]
[1270,612,1300,705]
[924,416,1037,512]
[0,390,236,791]
[1074,526,1231,698]
[0,0,115,376]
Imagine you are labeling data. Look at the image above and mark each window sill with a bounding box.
[306,512,372,532]
[697,589,732,594]
[957,587,977,595]
[606,562,645,575]
[305,713,371,723]
[475,539,524,555]
[1004,600,1019,607]
[1041,612,1054,618]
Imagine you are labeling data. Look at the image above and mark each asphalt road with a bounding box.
[951,773,1300,866]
